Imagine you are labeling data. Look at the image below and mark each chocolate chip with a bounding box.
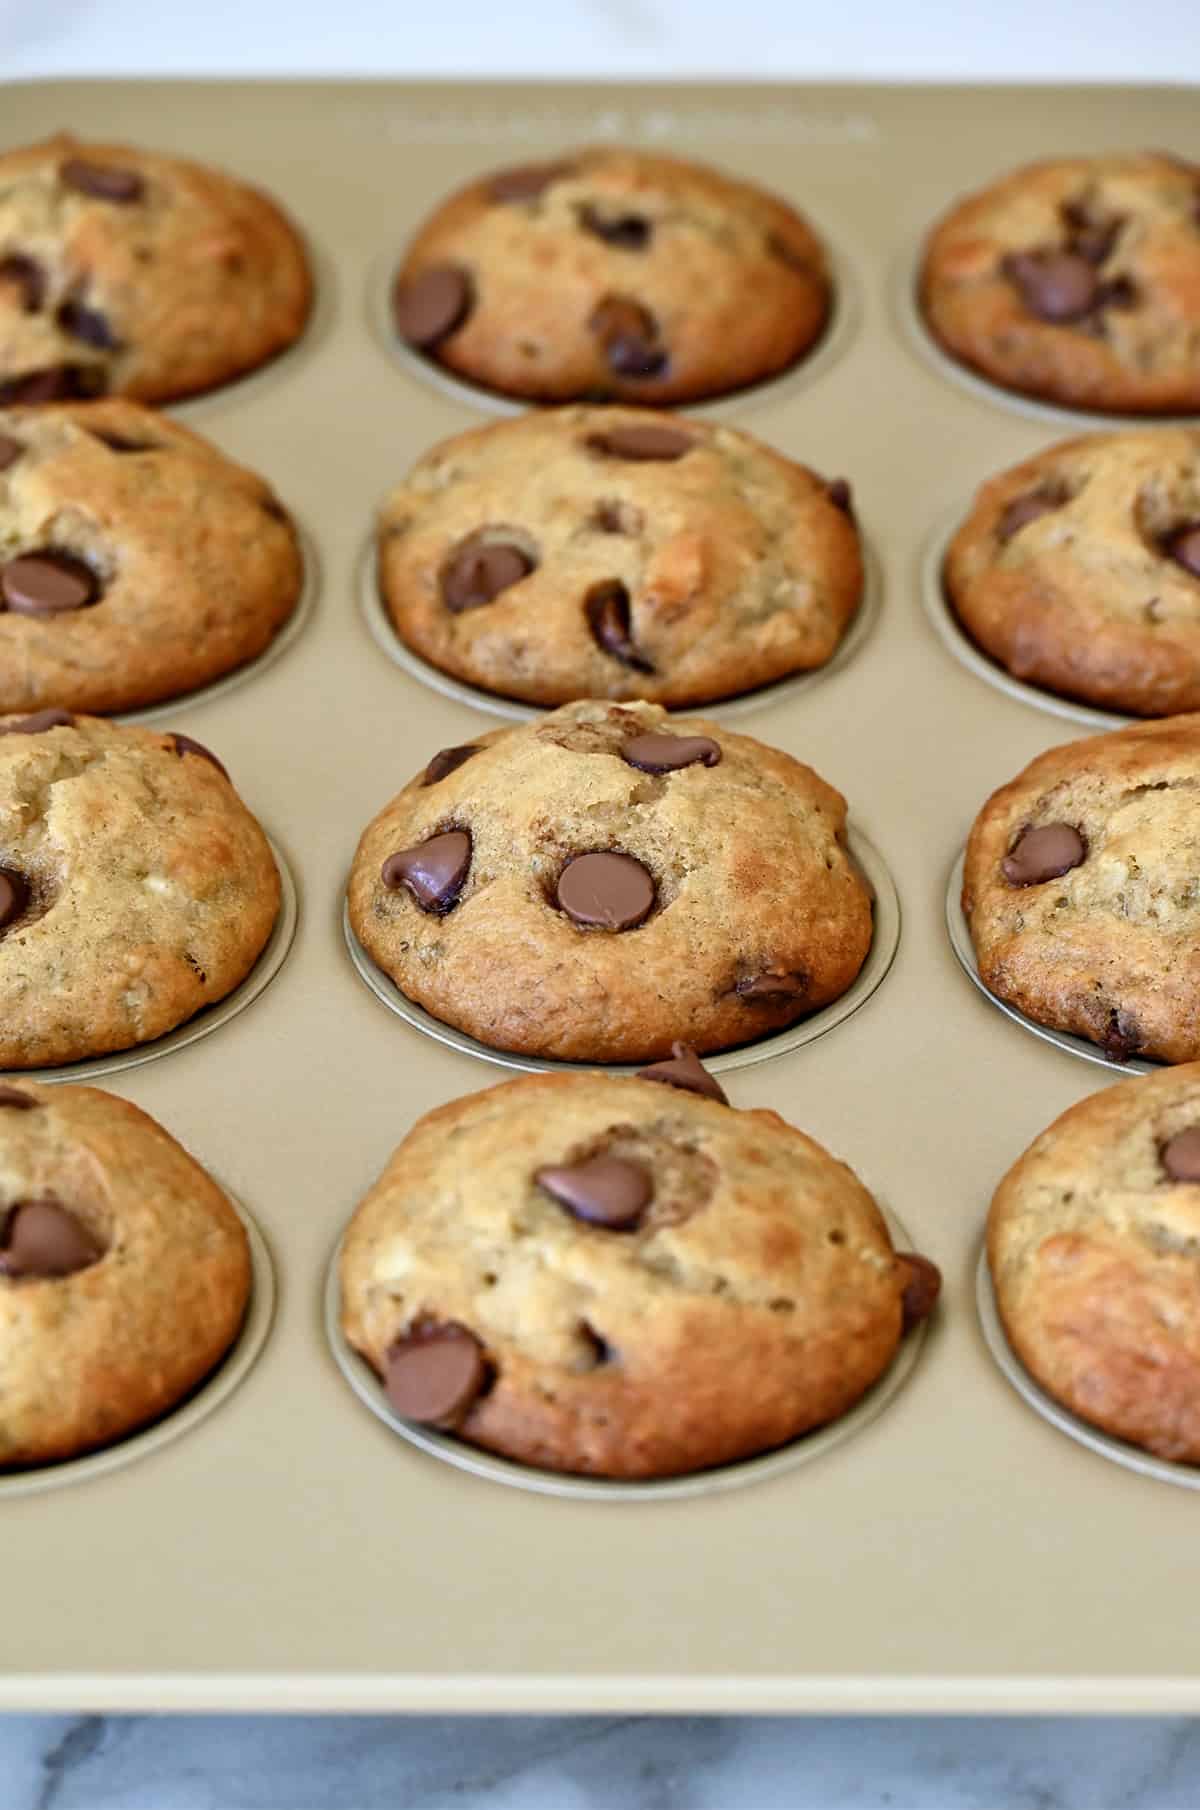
[1060,200,1125,265]
[997,488,1068,543]
[585,580,653,672]
[0,1085,36,1109]
[1002,823,1086,886]
[171,734,229,780]
[1103,1009,1142,1062]
[0,435,23,473]
[827,478,854,514]
[381,829,472,913]
[422,744,481,787]
[55,298,118,350]
[0,254,46,314]
[1162,1128,1200,1182]
[0,867,29,930]
[578,1320,614,1366]
[555,850,655,931]
[1003,249,1099,322]
[589,296,666,378]
[0,551,98,616]
[536,1154,653,1229]
[1095,274,1138,311]
[0,709,75,735]
[578,204,652,250]
[0,365,106,405]
[896,1252,941,1333]
[60,159,144,203]
[0,1198,102,1279]
[441,535,534,613]
[384,1323,489,1425]
[637,1042,728,1104]
[736,970,807,1003]
[621,732,721,774]
[393,266,473,349]
[486,161,573,202]
[585,424,693,462]
[1167,524,1200,579]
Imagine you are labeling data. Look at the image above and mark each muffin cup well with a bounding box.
[945,847,1156,1079]
[0,1193,275,1500]
[325,1202,929,1502]
[344,824,898,1076]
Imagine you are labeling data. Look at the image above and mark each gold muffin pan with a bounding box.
[324,1203,926,1503]
[0,1192,275,1502]
[5,79,1200,1720]
[342,823,899,1075]
[358,530,884,725]
[0,837,298,1084]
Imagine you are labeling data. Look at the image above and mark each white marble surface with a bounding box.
[4,2,1200,1806]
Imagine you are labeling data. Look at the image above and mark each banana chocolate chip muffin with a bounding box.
[962,715,1200,1065]
[0,400,303,714]
[945,429,1200,718]
[346,699,874,1063]
[0,1081,250,1467]
[390,147,830,405]
[920,152,1200,415]
[339,1068,939,1479]
[0,132,311,405]
[377,406,862,708]
[0,713,279,1068]
[989,1064,1200,1464]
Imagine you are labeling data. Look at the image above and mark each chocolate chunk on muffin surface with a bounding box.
[377,406,863,708]
[0,713,279,1068]
[339,1070,937,1479]
[390,148,830,405]
[347,700,873,1063]
[0,400,303,714]
[0,1082,250,1467]
[945,428,1200,718]
[963,715,1200,1065]
[0,133,311,405]
[920,152,1200,414]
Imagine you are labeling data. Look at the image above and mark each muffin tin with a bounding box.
[4,78,1200,1718]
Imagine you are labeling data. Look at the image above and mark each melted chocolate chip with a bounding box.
[0,552,98,616]
[393,266,473,349]
[997,487,1068,543]
[585,423,693,462]
[60,159,144,203]
[0,709,75,735]
[736,970,807,1003]
[487,161,573,202]
[1002,823,1086,886]
[589,296,666,378]
[0,867,29,930]
[585,580,653,672]
[1060,199,1125,265]
[0,1199,102,1278]
[827,478,854,514]
[1003,249,1099,322]
[1162,1128,1200,1182]
[171,734,229,780]
[621,732,720,774]
[0,365,106,405]
[381,829,472,913]
[441,535,534,613]
[1167,525,1200,579]
[1103,1009,1142,1062]
[0,434,22,472]
[896,1252,942,1333]
[555,850,655,931]
[422,744,481,787]
[56,298,118,350]
[384,1323,488,1425]
[637,1042,728,1104]
[536,1154,653,1229]
[0,1085,36,1109]
[578,205,652,250]
[0,254,46,314]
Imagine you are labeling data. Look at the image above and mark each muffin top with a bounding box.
[340,1070,936,1478]
[391,146,829,405]
[920,152,1200,414]
[377,405,862,709]
[0,1081,250,1467]
[0,713,279,1068]
[347,699,873,1063]
[990,1062,1200,1463]
[0,133,311,405]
